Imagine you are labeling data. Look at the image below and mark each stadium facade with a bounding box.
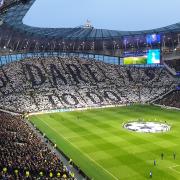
[0,0,180,65]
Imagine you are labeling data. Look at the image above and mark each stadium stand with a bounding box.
[155,90,180,108]
[164,59,180,73]
[0,56,177,113]
[0,111,75,179]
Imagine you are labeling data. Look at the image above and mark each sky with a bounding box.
[23,0,180,31]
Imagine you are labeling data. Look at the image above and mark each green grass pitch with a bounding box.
[30,105,180,180]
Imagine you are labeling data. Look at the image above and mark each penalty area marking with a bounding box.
[40,119,119,180]
[169,165,180,174]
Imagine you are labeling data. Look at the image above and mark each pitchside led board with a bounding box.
[123,49,161,65]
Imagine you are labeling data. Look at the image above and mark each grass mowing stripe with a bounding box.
[30,105,180,180]
[39,118,119,180]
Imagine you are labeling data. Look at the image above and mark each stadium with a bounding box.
[0,0,180,179]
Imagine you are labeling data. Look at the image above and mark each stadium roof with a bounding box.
[1,0,180,41]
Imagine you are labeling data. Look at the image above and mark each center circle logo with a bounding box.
[123,121,171,133]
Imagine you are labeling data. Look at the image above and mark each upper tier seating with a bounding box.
[0,56,177,113]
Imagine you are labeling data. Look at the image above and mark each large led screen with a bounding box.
[123,49,161,65]
[147,49,160,64]
[124,56,147,65]
[146,34,161,44]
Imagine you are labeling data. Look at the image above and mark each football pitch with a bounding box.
[30,105,180,180]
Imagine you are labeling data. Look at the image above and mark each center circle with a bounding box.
[124,121,171,133]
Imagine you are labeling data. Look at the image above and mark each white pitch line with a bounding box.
[169,165,180,174]
[41,119,119,180]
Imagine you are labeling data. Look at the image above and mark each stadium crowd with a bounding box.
[0,56,177,113]
[155,90,180,108]
[0,111,75,179]
[0,56,178,179]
